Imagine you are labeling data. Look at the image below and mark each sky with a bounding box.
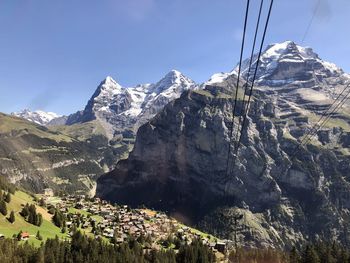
[0,0,350,115]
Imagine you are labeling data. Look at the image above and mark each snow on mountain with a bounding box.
[12,109,61,126]
[140,70,196,117]
[124,84,150,117]
[202,40,350,121]
[89,76,124,114]
[206,72,232,85]
[236,40,344,86]
[205,41,345,88]
[66,70,197,138]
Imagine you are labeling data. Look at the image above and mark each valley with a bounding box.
[0,179,227,260]
[3,40,350,254]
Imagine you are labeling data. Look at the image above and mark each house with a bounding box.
[44,188,54,197]
[0,234,4,239]
[21,232,30,241]
[215,242,227,253]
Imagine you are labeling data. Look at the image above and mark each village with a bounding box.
[42,188,230,255]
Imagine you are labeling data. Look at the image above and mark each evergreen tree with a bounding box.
[290,247,301,263]
[8,210,15,223]
[36,213,43,226]
[16,231,22,241]
[39,198,45,207]
[36,231,43,240]
[20,204,29,217]
[4,192,11,203]
[52,209,65,228]
[0,200,7,216]
[302,245,320,263]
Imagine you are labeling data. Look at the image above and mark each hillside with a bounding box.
[0,179,226,263]
[0,113,120,194]
[0,190,64,246]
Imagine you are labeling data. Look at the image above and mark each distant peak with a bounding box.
[97,76,123,92]
[11,109,61,125]
[164,69,183,79]
[102,76,118,85]
[169,69,181,74]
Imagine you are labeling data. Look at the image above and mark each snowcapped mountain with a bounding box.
[138,70,197,122]
[97,41,350,249]
[11,109,61,126]
[236,40,345,86]
[207,41,346,87]
[68,70,197,139]
[206,40,350,118]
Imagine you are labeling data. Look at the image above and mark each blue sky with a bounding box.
[0,0,349,115]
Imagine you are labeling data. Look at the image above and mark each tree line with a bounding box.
[229,242,350,263]
[0,231,216,263]
[0,177,15,223]
[20,203,43,226]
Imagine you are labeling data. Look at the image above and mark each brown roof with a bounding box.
[21,232,30,238]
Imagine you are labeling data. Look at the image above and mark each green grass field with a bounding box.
[50,120,107,141]
[0,113,73,142]
[0,191,65,246]
[0,191,106,247]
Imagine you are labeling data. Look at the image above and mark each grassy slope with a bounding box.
[50,120,106,141]
[0,191,105,246]
[0,113,73,142]
[0,113,109,194]
[0,191,65,246]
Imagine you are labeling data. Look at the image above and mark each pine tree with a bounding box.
[53,210,64,227]
[36,231,43,241]
[0,200,7,216]
[4,192,11,203]
[290,247,301,263]
[8,211,15,223]
[36,213,43,226]
[39,198,45,207]
[17,231,22,241]
[302,245,320,263]
[20,204,29,218]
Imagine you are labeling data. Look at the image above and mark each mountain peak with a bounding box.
[12,109,61,125]
[235,40,343,86]
[102,76,118,85]
[95,76,123,95]
[152,70,195,94]
[162,69,184,82]
[262,40,319,62]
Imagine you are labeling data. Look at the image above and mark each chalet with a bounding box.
[21,232,30,241]
[0,234,4,239]
[215,242,227,253]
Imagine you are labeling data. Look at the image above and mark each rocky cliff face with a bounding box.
[97,41,350,248]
